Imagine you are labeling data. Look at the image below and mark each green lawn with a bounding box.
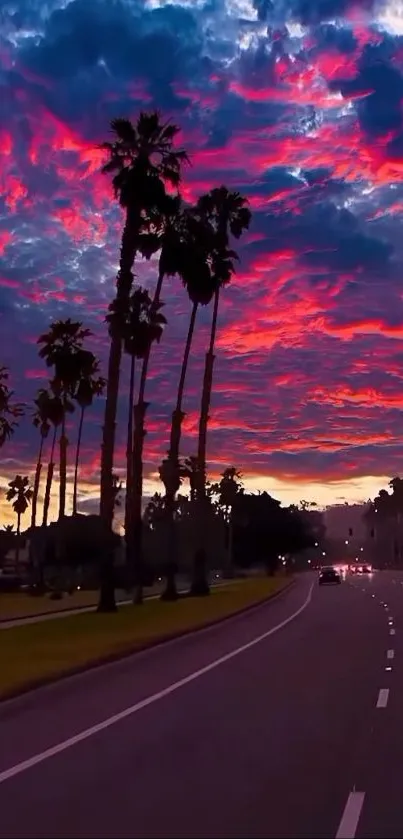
[0,576,288,699]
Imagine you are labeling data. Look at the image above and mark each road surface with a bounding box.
[0,570,403,838]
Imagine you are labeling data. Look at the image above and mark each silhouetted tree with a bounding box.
[38,320,92,519]
[192,187,251,595]
[31,389,52,528]
[0,367,24,448]
[72,356,105,515]
[6,475,33,573]
[99,113,188,616]
[211,467,244,577]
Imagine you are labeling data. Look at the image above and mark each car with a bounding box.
[318,566,342,585]
[355,564,372,575]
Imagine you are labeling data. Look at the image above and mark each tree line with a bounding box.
[1,110,315,607]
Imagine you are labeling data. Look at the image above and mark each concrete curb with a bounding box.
[0,598,130,624]
[0,579,294,704]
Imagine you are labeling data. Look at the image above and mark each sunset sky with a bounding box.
[1,0,403,526]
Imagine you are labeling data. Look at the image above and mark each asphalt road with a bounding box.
[1,570,403,838]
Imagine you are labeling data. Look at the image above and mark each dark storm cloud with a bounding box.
[19,0,205,95]
[251,198,393,275]
[330,42,403,138]
[252,0,274,21]
[289,0,376,25]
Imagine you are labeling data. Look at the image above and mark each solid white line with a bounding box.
[0,582,314,785]
[336,792,365,838]
[387,649,395,659]
[376,688,389,708]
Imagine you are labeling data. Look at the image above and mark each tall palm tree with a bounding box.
[38,319,91,519]
[99,114,188,529]
[41,393,65,527]
[159,208,217,600]
[165,207,217,473]
[0,367,24,448]
[98,114,188,613]
[191,187,251,595]
[6,475,33,574]
[106,286,166,583]
[72,357,105,516]
[31,389,52,529]
[213,467,243,578]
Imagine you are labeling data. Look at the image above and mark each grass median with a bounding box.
[0,587,155,621]
[0,576,288,700]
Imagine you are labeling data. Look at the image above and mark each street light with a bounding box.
[360,547,364,552]
[345,540,349,545]
[322,551,326,557]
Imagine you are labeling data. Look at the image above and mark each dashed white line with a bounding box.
[376,688,390,708]
[0,582,314,785]
[336,791,365,838]
[387,649,395,659]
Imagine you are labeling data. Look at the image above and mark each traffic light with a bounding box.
[348,528,353,537]
[370,528,375,539]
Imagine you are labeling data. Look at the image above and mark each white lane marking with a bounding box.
[390,628,396,635]
[376,688,390,708]
[387,649,395,659]
[336,791,365,839]
[0,583,314,785]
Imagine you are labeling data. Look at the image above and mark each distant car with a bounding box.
[357,564,372,574]
[319,566,341,585]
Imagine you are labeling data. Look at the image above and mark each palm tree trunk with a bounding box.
[191,287,220,597]
[197,287,220,487]
[131,267,165,605]
[58,412,68,520]
[160,301,198,602]
[98,210,139,614]
[42,426,57,526]
[100,211,139,531]
[72,407,85,516]
[124,354,135,570]
[15,512,21,575]
[169,301,198,462]
[31,437,44,529]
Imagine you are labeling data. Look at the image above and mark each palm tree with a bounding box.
[38,319,91,519]
[41,393,65,526]
[106,286,166,585]
[0,367,24,448]
[72,357,105,516]
[98,114,188,613]
[99,114,188,530]
[31,389,53,529]
[212,467,243,578]
[6,475,33,574]
[191,187,251,595]
[163,207,217,476]
[158,208,219,600]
